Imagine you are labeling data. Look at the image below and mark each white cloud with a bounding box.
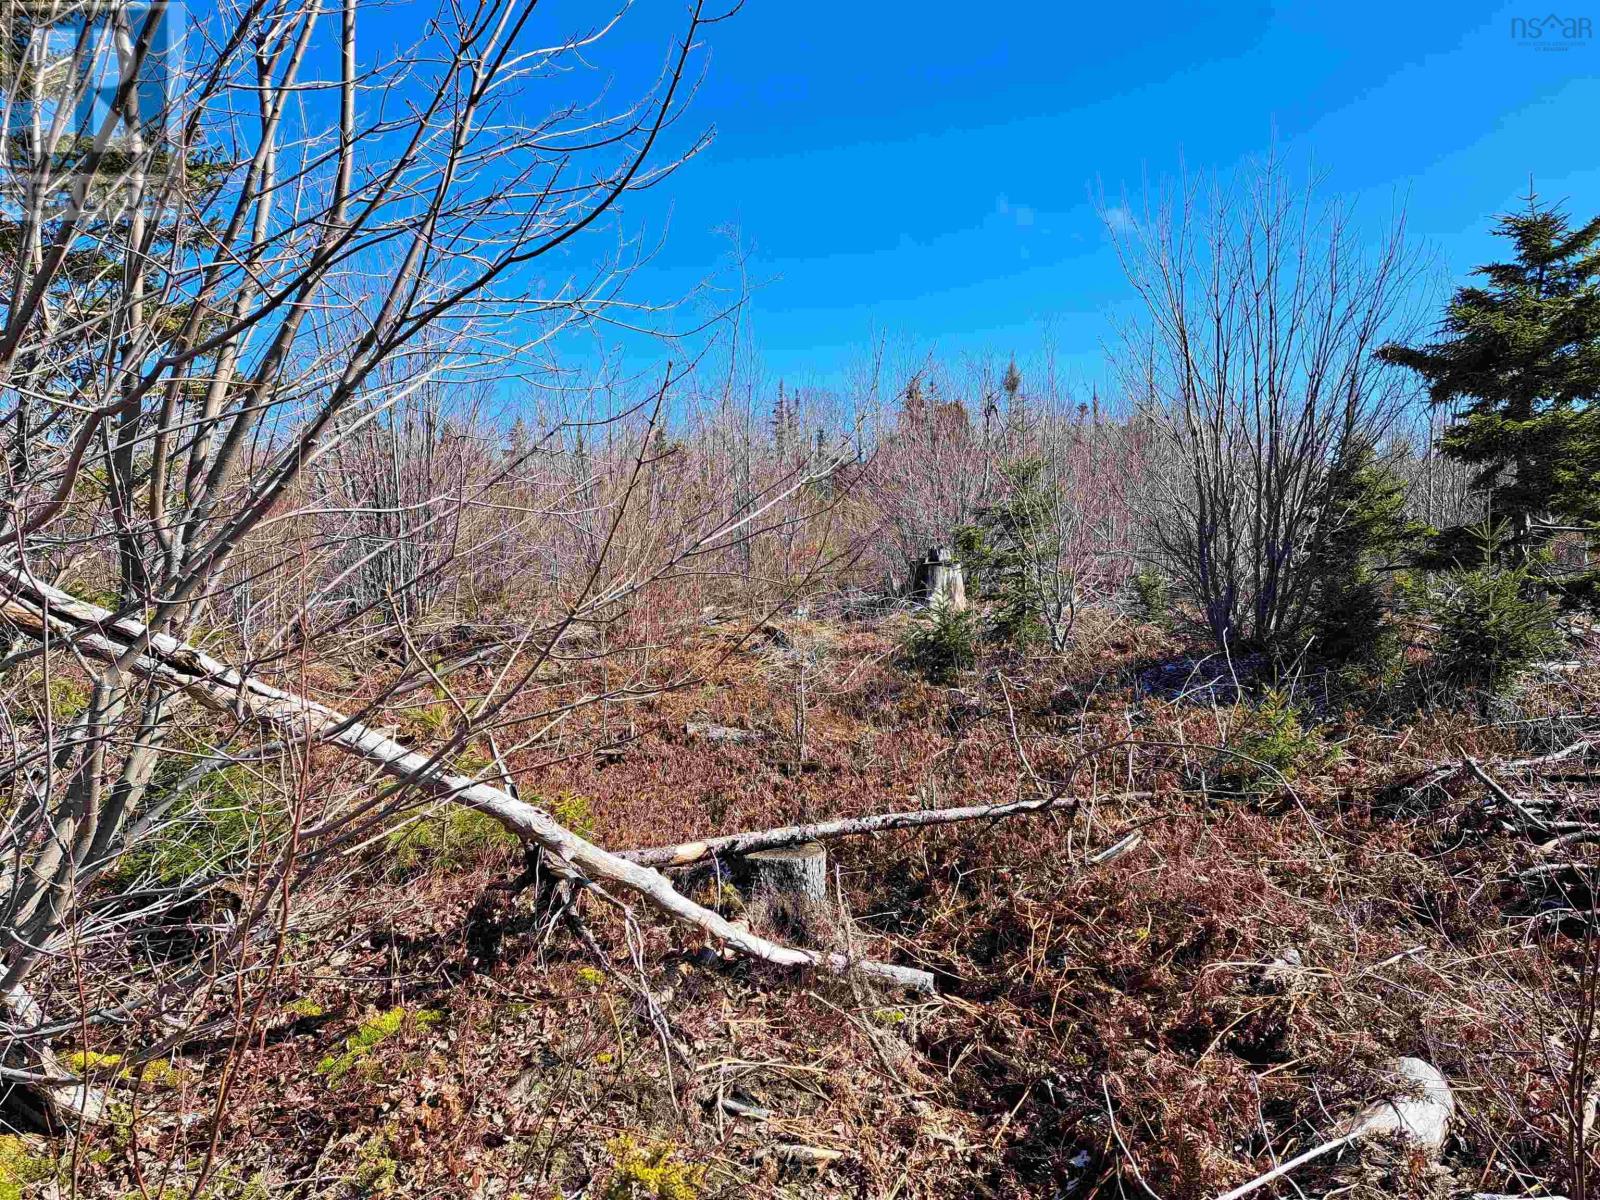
[1103,205,1137,233]
[994,194,1037,229]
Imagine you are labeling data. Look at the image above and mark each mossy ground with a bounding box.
[317,1008,443,1085]
[0,1137,51,1200]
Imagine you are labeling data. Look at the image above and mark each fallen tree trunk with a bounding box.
[0,563,933,995]
[1462,756,1553,834]
[620,792,1148,868]
[684,722,760,746]
[1213,1057,1454,1200]
[1399,736,1600,801]
[1,986,108,1129]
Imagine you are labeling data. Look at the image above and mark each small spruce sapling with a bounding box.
[960,458,1071,649]
[899,600,979,685]
[1298,438,1418,676]
[1430,523,1562,694]
[1130,568,1173,630]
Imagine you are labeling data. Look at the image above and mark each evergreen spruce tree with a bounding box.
[772,380,790,461]
[956,458,1058,648]
[1298,438,1417,671]
[1001,357,1027,447]
[1430,520,1562,694]
[1001,358,1023,403]
[1380,192,1600,602]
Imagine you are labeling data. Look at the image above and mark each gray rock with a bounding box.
[1340,1056,1454,1154]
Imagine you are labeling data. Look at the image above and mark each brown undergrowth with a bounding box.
[31,612,1599,1199]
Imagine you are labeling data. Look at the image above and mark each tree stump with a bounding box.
[913,546,967,610]
[744,842,830,944]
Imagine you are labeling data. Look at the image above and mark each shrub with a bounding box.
[952,523,991,600]
[401,697,458,742]
[1130,568,1172,629]
[63,1050,126,1075]
[1298,439,1415,673]
[1118,160,1415,656]
[41,673,90,723]
[386,804,516,871]
[550,790,595,840]
[387,790,583,872]
[1217,689,1338,796]
[959,458,1068,649]
[451,741,492,775]
[601,1137,704,1200]
[118,765,270,885]
[1432,564,1561,694]
[0,1135,52,1200]
[61,1051,187,1088]
[354,1133,400,1196]
[3,668,91,727]
[899,601,978,685]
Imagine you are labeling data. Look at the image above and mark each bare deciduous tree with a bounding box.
[0,0,834,1117]
[1108,158,1424,652]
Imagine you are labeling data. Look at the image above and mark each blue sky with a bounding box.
[376,1,1600,399]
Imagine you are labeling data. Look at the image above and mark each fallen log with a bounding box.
[685,721,760,746]
[1,986,108,1129]
[1463,756,1552,834]
[0,563,933,995]
[620,792,1149,868]
[715,1093,772,1121]
[770,1143,844,1173]
[1501,735,1599,770]
[1214,1057,1454,1200]
[1541,827,1600,852]
[1398,737,1599,803]
[1088,829,1143,865]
